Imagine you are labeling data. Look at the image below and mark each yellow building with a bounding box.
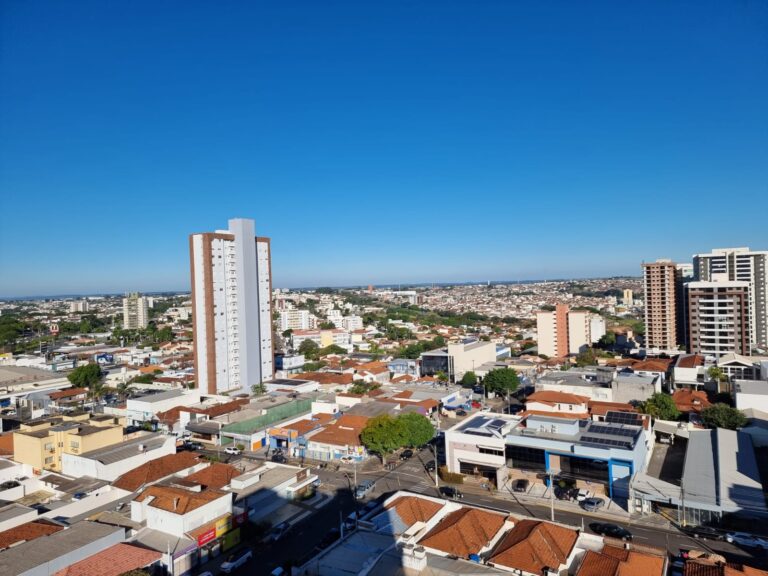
[13,414,124,474]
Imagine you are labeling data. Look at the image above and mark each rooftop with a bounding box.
[134,484,227,514]
[112,452,202,492]
[53,543,162,576]
[0,519,64,550]
[509,413,645,451]
[488,519,578,574]
[77,433,168,464]
[419,506,507,558]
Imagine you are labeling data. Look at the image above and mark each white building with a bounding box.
[123,293,150,329]
[694,247,768,350]
[125,389,202,425]
[190,218,274,395]
[70,300,89,313]
[341,315,363,331]
[280,309,315,332]
[589,316,606,344]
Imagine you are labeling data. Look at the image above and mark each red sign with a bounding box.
[233,512,247,526]
[197,527,216,547]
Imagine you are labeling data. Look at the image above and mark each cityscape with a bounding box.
[2,3,768,576]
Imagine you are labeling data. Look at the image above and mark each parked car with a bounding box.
[355,479,376,499]
[221,549,253,573]
[184,441,203,450]
[680,525,725,541]
[425,460,436,472]
[471,401,482,409]
[72,492,86,500]
[272,453,287,463]
[225,446,242,455]
[400,449,414,461]
[440,486,463,499]
[725,532,768,549]
[265,522,292,542]
[513,479,529,493]
[455,409,468,417]
[589,522,632,541]
[581,497,605,512]
[506,404,524,415]
[340,455,355,464]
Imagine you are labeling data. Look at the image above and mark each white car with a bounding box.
[725,532,768,549]
[225,446,242,455]
[221,549,253,573]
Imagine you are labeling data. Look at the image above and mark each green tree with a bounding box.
[700,403,747,430]
[281,329,293,338]
[435,370,448,383]
[640,393,680,421]
[361,415,405,458]
[349,381,380,395]
[251,382,267,395]
[597,332,616,348]
[707,366,726,384]
[298,339,320,359]
[575,347,598,367]
[319,321,336,329]
[460,371,478,387]
[67,363,102,388]
[483,368,519,397]
[397,413,434,447]
[318,344,347,356]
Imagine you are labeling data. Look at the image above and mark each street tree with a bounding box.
[483,368,519,398]
[701,403,747,430]
[67,363,102,389]
[435,370,448,384]
[397,413,434,447]
[460,371,477,387]
[361,415,405,459]
[640,393,680,421]
[251,382,267,396]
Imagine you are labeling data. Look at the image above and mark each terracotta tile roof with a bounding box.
[336,414,370,429]
[53,543,162,576]
[527,391,590,405]
[49,388,87,400]
[155,399,247,425]
[0,520,64,550]
[521,409,590,420]
[588,401,637,416]
[134,484,227,514]
[725,566,768,576]
[292,372,354,385]
[489,519,578,574]
[385,496,443,526]
[355,361,390,375]
[684,561,722,576]
[391,375,417,383]
[618,549,666,576]
[673,389,712,414]
[113,451,202,491]
[631,359,673,372]
[184,462,239,489]
[308,424,362,447]
[419,507,507,558]
[0,432,13,456]
[678,355,706,369]
[577,549,620,576]
[392,390,414,399]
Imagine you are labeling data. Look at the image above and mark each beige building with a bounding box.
[686,281,751,358]
[642,260,681,350]
[13,413,124,474]
[537,304,594,357]
[123,292,150,330]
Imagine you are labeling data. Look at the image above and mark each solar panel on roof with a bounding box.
[489,419,507,429]
[580,435,633,449]
[605,411,642,425]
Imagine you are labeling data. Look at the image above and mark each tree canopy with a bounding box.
[460,371,477,387]
[483,368,519,396]
[640,393,680,421]
[67,363,103,389]
[298,339,320,359]
[361,413,434,455]
[398,413,435,447]
[701,403,747,430]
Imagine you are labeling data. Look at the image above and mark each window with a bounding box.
[44,443,54,451]
[479,447,504,456]
[70,441,80,450]
[44,457,54,465]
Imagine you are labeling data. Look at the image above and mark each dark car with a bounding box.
[680,525,725,541]
[425,460,436,472]
[590,522,632,541]
[272,453,287,463]
[512,479,529,493]
[455,409,468,417]
[400,449,414,461]
[440,486,463,499]
[506,404,524,415]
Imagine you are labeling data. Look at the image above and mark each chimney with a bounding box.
[401,545,427,572]
[173,497,179,511]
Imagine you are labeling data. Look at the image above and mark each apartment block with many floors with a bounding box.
[122,292,150,329]
[642,259,682,350]
[190,218,274,395]
[686,281,751,358]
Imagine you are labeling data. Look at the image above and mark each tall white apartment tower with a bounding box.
[122,293,149,329]
[693,247,768,351]
[190,218,274,395]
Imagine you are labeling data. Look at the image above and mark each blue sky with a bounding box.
[1,1,767,297]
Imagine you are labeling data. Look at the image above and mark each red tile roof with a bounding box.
[673,390,712,414]
[0,520,64,550]
[527,391,590,405]
[184,462,239,489]
[291,372,354,385]
[588,401,637,417]
[134,484,227,514]
[419,507,507,558]
[489,519,578,574]
[631,359,673,372]
[385,496,443,527]
[113,452,202,491]
[0,432,13,456]
[54,543,162,576]
[49,388,88,400]
[678,355,706,369]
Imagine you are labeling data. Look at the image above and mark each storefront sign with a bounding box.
[215,515,231,538]
[197,527,216,547]
[268,427,298,440]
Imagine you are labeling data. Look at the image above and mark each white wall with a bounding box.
[62,437,177,481]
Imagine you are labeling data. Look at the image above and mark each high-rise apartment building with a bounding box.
[122,292,149,329]
[190,218,274,395]
[536,304,595,357]
[686,281,751,358]
[280,308,315,332]
[693,247,768,350]
[622,289,634,306]
[642,260,681,350]
[70,300,89,313]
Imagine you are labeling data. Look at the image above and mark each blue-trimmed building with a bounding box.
[504,413,651,499]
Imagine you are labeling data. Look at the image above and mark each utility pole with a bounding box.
[549,469,556,522]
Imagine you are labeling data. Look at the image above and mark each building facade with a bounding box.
[694,247,768,350]
[686,281,751,358]
[122,292,150,329]
[190,218,274,395]
[537,304,596,357]
[642,260,681,350]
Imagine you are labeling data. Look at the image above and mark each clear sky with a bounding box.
[1,1,767,297]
